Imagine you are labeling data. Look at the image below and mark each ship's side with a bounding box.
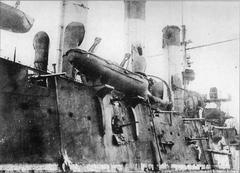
[0,55,238,173]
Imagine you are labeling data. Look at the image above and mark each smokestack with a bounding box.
[162,26,184,112]
[33,31,50,72]
[124,0,146,72]
[62,22,85,77]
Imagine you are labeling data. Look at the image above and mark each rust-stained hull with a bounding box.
[0,57,238,173]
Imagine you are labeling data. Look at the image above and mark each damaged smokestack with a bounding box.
[33,31,49,71]
[162,26,180,48]
[162,26,183,112]
[124,0,146,72]
[124,0,146,45]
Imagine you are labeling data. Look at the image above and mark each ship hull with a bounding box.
[0,57,238,172]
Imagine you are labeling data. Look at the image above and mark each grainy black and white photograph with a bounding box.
[0,0,239,172]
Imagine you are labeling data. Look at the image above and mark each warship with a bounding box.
[0,1,239,173]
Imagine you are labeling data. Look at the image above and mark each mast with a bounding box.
[180,1,195,90]
[57,0,66,73]
[182,24,187,89]
[181,25,195,89]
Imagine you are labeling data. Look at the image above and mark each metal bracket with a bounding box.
[182,118,205,122]
[206,149,231,156]
[158,135,174,153]
[152,109,179,126]
[95,84,114,98]
[212,126,235,130]
[204,98,231,103]
[123,95,145,107]
[153,109,181,114]
[120,121,139,128]
[31,72,66,78]
[189,137,208,141]
[185,137,208,142]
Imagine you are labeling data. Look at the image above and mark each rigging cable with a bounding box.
[186,38,239,50]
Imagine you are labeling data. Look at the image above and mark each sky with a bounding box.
[0,1,239,122]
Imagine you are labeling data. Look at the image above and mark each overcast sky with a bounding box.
[1,1,239,121]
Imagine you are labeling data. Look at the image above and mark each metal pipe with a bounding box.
[32,73,66,78]
[212,126,235,130]
[120,121,139,128]
[206,149,231,156]
[182,118,205,121]
[33,31,50,72]
[62,22,85,77]
[57,0,66,73]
